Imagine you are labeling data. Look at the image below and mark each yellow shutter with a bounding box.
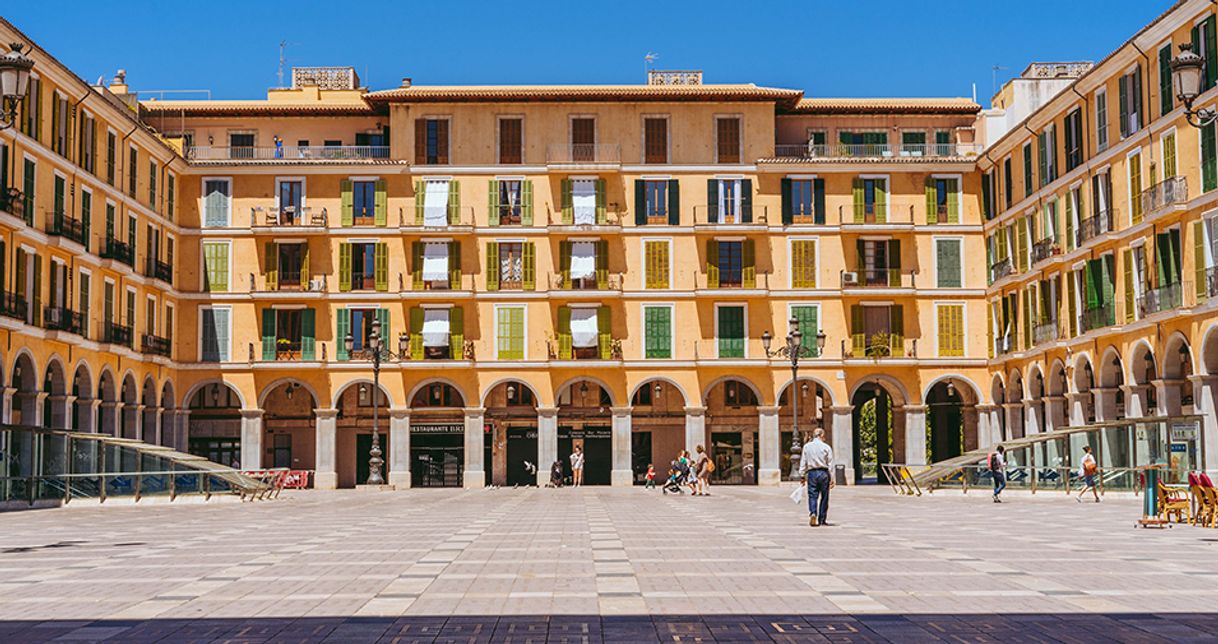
[1130,152,1143,224]
[792,239,816,288]
[938,304,964,357]
[644,241,669,289]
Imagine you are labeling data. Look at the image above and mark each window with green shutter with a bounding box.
[1023,142,1034,197]
[1203,122,1217,193]
[1159,42,1174,117]
[643,306,672,359]
[790,305,819,357]
[1162,132,1177,179]
[200,307,229,362]
[496,306,525,360]
[1129,152,1143,224]
[936,239,962,288]
[717,305,745,358]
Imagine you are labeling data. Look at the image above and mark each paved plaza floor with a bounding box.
[1,485,1218,642]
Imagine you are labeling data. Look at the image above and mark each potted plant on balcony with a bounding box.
[276,337,294,360]
[866,332,892,358]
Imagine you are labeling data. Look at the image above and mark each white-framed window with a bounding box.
[714,302,747,358]
[1095,88,1109,153]
[202,177,232,227]
[275,176,307,213]
[933,237,964,288]
[641,303,674,359]
[201,240,232,292]
[786,302,821,357]
[641,237,672,289]
[494,304,527,360]
[199,305,232,363]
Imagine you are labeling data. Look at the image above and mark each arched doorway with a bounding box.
[704,378,760,485]
[159,382,176,448]
[484,380,538,487]
[1163,334,1194,416]
[334,380,395,488]
[43,359,67,428]
[119,373,138,439]
[141,377,158,443]
[11,354,37,426]
[1006,370,1025,439]
[557,380,613,485]
[990,375,1006,442]
[71,365,92,431]
[631,380,686,485]
[851,380,899,483]
[1028,366,1046,434]
[1099,348,1124,420]
[96,370,117,435]
[186,382,243,466]
[926,379,978,462]
[1074,355,1096,423]
[408,381,467,488]
[778,379,829,481]
[262,381,317,470]
[1130,344,1157,416]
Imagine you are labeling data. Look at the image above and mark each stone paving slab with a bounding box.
[1,486,1218,640]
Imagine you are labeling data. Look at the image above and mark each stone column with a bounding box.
[684,406,706,453]
[1155,379,1183,417]
[0,387,14,425]
[610,406,633,486]
[46,394,71,429]
[463,407,485,489]
[537,407,558,486]
[80,399,101,435]
[1192,375,1218,478]
[388,409,411,489]
[1066,392,1089,426]
[1121,385,1149,418]
[129,404,145,441]
[99,401,120,436]
[173,409,191,451]
[830,405,854,484]
[1093,387,1119,422]
[152,408,165,445]
[756,405,780,486]
[904,405,927,465]
[314,408,338,489]
[1022,399,1041,436]
[240,409,264,470]
[1043,395,1066,433]
[1002,402,1021,440]
[975,404,995,448]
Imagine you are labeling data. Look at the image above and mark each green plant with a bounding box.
[866,332,892,357]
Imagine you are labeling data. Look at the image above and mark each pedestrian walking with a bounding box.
[799,428,834,526]
[1076,445,1100,503]
[645,464,656,490]
[694,445,712,496]
[570,446,585,487]
[988,445,1006,503]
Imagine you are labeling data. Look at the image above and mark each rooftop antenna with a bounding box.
[644,52,659,81]
[991,65,1010,97]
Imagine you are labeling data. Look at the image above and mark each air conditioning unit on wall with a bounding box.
[842,272,859,286]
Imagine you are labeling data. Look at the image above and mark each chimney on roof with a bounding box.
[400,77,412,88]
[109,69,128,94]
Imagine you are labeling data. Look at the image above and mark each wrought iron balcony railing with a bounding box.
[187,145,390,161]
[43,306,85,336]
[772,142,982,160]
[104,322,133,348]
[841,268,916,289]
[545,144,621,166]
[1139,176,1188,216]
[101,237,135,267]
[145,258,173,283]
[1138,281,1185,317]
[1033,319,1060,346]
[1076,210,1116,247]
[0,292,27,322]
[1082,304,1115,333]
[1031,237,1060,265]
[990,258,1014,281]
[47,212,88,246]
[141,333,172,357]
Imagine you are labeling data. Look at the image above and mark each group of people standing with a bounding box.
[649,445,713,495]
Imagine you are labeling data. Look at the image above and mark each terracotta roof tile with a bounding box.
[783,98,981,115]
[364,84,804,107]
[140,101,381,117]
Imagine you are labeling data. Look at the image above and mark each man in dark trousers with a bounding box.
[989,445,1007,503]
[799,428,834,526]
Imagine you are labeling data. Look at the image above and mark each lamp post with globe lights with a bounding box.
[344,318,409,485]
[762,317,826,481]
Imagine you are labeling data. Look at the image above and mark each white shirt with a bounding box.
[1079,453,1096,477]
[570,451,585,470]
[799,437,833,474]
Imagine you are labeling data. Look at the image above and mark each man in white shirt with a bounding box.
[799,428,835,527]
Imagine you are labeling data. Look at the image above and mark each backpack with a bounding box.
[1083,460,1098,476]
[987,453,1000,471]
[706,459,716,473]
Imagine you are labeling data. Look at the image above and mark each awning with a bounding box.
[423,180,450,226]
[422,309,450,347]
[422,242,449,281]
[573,179,596,225]
[569,241,596,280]
[570,307,599,348]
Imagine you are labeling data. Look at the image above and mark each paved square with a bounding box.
[2,486,1217,641]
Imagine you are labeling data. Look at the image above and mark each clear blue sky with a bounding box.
[6,0,1173,106]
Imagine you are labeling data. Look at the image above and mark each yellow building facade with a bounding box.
[1,0,1214,490]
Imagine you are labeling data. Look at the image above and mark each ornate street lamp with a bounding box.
[1171,42,1217,128]
[344,318,409,485]
[762,317,827,481]
[0,44,35,131]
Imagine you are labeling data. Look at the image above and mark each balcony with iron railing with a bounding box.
[141,334,172,358]
[994,333,1014,356]
[841,268,916,289]
[990,258,1014,282]
[100,237,135,267]
[545,144,621,167]
[1139,176,1188,218]
[0,187,23,221]
[692,205,767,227]
[1138,281,1186,317]
[145,258,173,284]
[0,292,27,322]
[405,205,476,229]
[274,339,303,361]
[1076,210,1116,247]
[43,306,85,336]
[839,204,915,225]
[103,322,133,348]
[187,146,390,162]
[1205,266,1218,300]
[1082,303,1116,333]
[253,272,327,293]
[843,335,916,359]
[1031,237,1061,265]
[1033,319,1060,346]
[771,142,982,161]
[250,206,327,228]
[46,212,88,247]
[550,273,623,292]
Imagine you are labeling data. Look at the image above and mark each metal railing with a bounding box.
[843,336,915,359]
[250,206,327,227]
[693,205,767,225]
[1206,266,1218,299]
[104,322,133,348]
[43,306,84,336]
[101,237,135,267]
[1082,303,1115,332]
[546,144,621,165]
[1140,176,1188,216]
[255,272,326,293]
[990,258,1014,281]
[841,268,915,289]
[839,203,915,225]
[1031,237,1060,265]
[1138,281,1185,317]
[0,292,28,321]
[1076,210,1115,246]
[187,145,390,161]
[47,212,88,246]
[141,334,172,357]
[0,187,24,221]
[1033,319,1060,345]
[550,274,623,291]
[994,333,1014,356]
[145,258,172,283]
[772,142,982,160]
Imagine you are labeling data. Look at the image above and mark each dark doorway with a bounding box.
[506,427,538,486]
[852,385,893,484]
[631,431,652,485]
[559,426,611,485]
[410,432,463,487]
[927,382,964,463]
[356,433,391,485]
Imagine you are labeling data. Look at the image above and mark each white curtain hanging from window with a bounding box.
[569,241,596,280]
[423,180,450,227]
[422,309,450,347]
[718,179,740,221]
[422,242,449,281]
[572,179,596,225]
[569,307,599,348]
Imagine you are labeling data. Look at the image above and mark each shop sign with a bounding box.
[411,424,464,434]
[1170,422,1198,441]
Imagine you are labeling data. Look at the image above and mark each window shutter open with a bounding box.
[851,305,865,355]
[450,307,464,357]
[523,242,536,290]
[781,178,792,225]
[595,179,606,224]
[336,308,349,361]
[946,179,959,223]
[741,179,753,223]
[449,241,461,288]
[596,240,609,289]
[261,309,276,361]
[706,240,719,288]
[414,180,425,225]
[889,305,904,357]
[561,179,573,224]
[1196,221,1208,301]
[301,308,315,360]
[411,242,423,290]
[374,242,388,292]
[742,239,755,288]
[265,242,278,291]
[414,119,426,164]
[852,178,864,223]
[875,179,887,224]
[522,180,534,226]
[485,242,499,291]
[635,180,646,226]
[448,180,461,225]
[667,179,680,225]
[1123,248,1136,323]
[598,305,612,359]
[559,240,571,288]
[341,180,353,226]
[706,179,718,223]
[925,177,937,224]
[338,243,352,292]
[557,306,572,359]
[813,178,825,224]
[410,307,424,359]
[374,179,387,226]
[1118,75,1129,138]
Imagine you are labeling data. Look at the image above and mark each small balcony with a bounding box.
[101,237,135,267]
[839,204,915,225]
[0,292,27,322]
[1082,304,1115,333]
[187,145,390,162]
[104,322,133,348]
[1031,238,1061,265]
[545,144,621,168]
[1076,210,1116,247]
[145,258,173,284]
[1140,176,1188,217]
[1138,281,1185,317]
[771,142,982,161]
[843,335,915,359]
[550,274,623,292]
[841,268,916,289]
[254,272,327,293]
[693,205,768,226]
[141,334,172,358]
[1205,266,1218,300]
[274,339,303,361]
[250,206,327,228]
[990,258,1014,282]
[46,212,88,247]
[994,333,1014,356]
[43,306,85,336]
[1033,319,1060,346]
[0,187,24,221]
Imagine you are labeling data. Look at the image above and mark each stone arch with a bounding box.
[97,368,118,402]
[849,375,911,408]
[42,357,68,428]
[186,381,244,467]
[700,375,762,407]
[159,380,177,449]
[71,364,93,432]
[1005,369,1024,404]
[43,357,68,396]
[990,373,1005,407]
[331,378,395,409]
[1163,332,1193,380]
[1098,346,1124,388]
[183,379,248,411]
[96,368,118,435]
[481,378,543,408]
[1129,340,1157,385]
[257,378,321,409]
[923,375,982,406]
[1047,359,1069,397]
[628,377,691,408]
[1073,352,1096,392]
[408,378,467,409]
[849,376,908,482]
[777,375,838,408]
[10,352,37,426]
[261,380,318,470]
[1202,323,1218,375]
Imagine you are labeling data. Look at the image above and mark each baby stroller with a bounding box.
[662,460,688,494]
[548,460,565,488]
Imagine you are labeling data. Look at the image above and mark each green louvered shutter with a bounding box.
[1204,123,1218,193]
[813,178,825,224]
[448,180,461,225]
[336,308,350,361]
[265,242,278,291]
[594,179,606,224]
[644,306,671,359]
[559,240,571,288]
[1123,248,1136,323]
[338,243,352,291]
[851,305,865,356]
[706,240,719,288]
[561,179,573,224]
[1118,75,1129,139]
[1067,273,1077,338]
[707,179,718,223]
[780,178,792,225]
[740,179,753,223]
[597,305,611,359]
[742,239,755,288]
[667,179,680,225]
[449,241,461,288]
[1207,16,1218,90]
[874,179,887,224]
[889,305,904,357]
[340,180,353,226]
[946,179,959,223]
[414,180,425,225]
[488,180,500,227]
[411,242,423,290]
[261,309,276,361]
[852,178,865,222]
[301,308,315,360]
[717,306,744,358]
[523,242,536,290]
[937,239,961,288]
[1196,221,1209,301]
[925,177,937,224]
[409,307,424,360]
[595,240,608,289]
[635,180,647,226]
[374,243,388,292]
[1065,192,1075,251]
[486,242,499,291]
[522,180,534,226]
[791,305,818,357]
[557,306,572,359]
[1016,218,1029,272]
[374,179,387,226]
[449,307,463,358]
[1160,44,1173,117]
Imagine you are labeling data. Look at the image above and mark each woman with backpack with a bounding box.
[694,445,712,496]
[1076,445,1100,503]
